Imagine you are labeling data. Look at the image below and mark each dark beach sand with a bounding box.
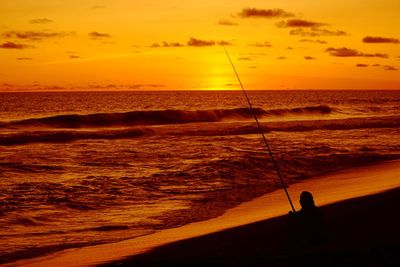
[103,188,400,267]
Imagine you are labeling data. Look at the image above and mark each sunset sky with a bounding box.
[1,0,399,91]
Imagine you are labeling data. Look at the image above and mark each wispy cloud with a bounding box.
[2,31,72,41]
[127,84,165,89]
[69,55,81,59]
[276,19,327,28]
[290,28,348,37]
[356,63,369,67]
[299,39,327,44]
[362,36,399,44]
[326,47,388,58]
[238,8,294,18]
[88,83,165,90]
[277,56,286,60]
[218,19,238,26]
[17,57,33,60]
[238,57,253,61]
[186,38,231,47]
[187,37,215,47]
[0,84,67,92]
[304,56,316,60]
[1,82,166,92]
[384,65,398,71]
[88,31,111,39]
[29,18,53,24]
[149,38,230,48]
[217,40,232,46]
[251,42,272,47]
[150,41,184,48]
[0,41,34,49]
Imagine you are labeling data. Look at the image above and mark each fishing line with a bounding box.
[223,46,296,212]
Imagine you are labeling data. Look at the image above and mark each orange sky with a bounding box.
[0,0,399,91]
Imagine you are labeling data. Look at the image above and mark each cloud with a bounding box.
[362,36,399,44]
[277,56,286,60]
[217,40,232,46]
[69,55,81,59]
[287,46,293,50]
[2,30,71,41]
[218,19,238,26]
[299,39,327,44]
[1,83,167,92]
[326,47,388,58]
[187,37,215,47]
[127,84,165,89]
[88,31,111,39]
[0,84,68,91]
[0,41,34,49]
[384,65,398,71]
[363,53,388,58]
[88,83,165,90]
[238,8,294,18]
[304,56,316,60]
[356,63,369,67]
[251,42,272,47]
[372,64,381,67]
[150,38,231,48]
[16,57,33,60]
[276,19,327,28]
[327,47,359,57]
[29,18,53,24]
[238,57,252,61]
[240,52,266,56]
[149,43,160,48]
[290,28,348,37]
[150,41,184,48]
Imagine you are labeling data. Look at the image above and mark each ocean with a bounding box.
[0,90,399,263]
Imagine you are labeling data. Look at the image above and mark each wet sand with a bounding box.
[12,160,400,267]
[106,187,400,267]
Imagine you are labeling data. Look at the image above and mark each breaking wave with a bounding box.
[1,115,399,146]
[0,105,336,129]
[0,129,151,146]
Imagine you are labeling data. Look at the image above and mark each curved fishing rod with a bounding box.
[223,46,296,213]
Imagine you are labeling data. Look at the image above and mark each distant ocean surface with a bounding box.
[1,90,399,263]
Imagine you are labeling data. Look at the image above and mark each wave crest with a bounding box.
[1,116,398,146]
[1,105,336,129]
[0,128,151,146]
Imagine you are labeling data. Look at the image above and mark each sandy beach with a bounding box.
[11,159,400,267]
[105,187,400,267]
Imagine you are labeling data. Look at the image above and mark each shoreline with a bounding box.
[10,159,400,267]
[106,187,400,267]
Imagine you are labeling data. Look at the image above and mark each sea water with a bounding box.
[0,90,399,263]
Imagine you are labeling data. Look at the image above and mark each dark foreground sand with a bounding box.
[103,188,400,267]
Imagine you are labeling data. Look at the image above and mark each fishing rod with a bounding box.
[223,46,296,213]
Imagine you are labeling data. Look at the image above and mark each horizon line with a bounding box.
[1,88,400,93]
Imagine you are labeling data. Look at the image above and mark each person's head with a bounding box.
[300,191,315,209]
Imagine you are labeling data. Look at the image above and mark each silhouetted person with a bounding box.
[290,191,327,245]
